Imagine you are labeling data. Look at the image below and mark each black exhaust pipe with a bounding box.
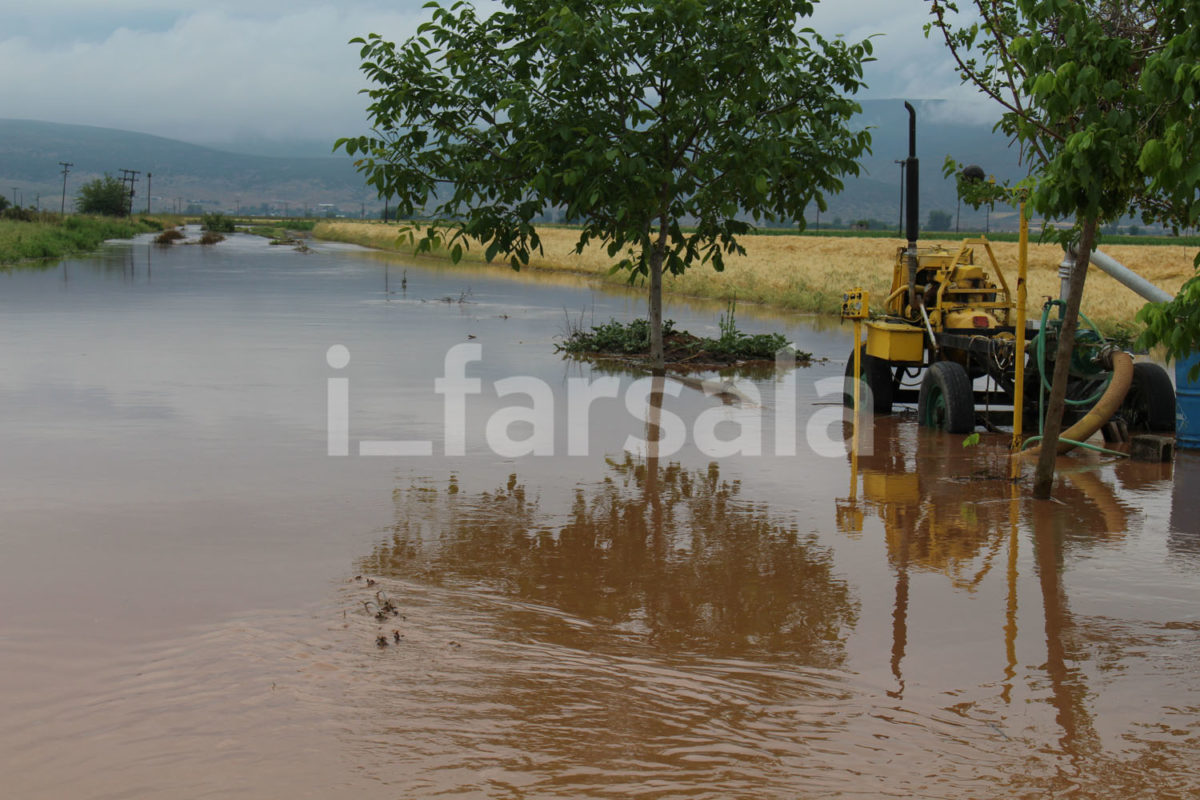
[903,102,920,316]
[904,101,919,249]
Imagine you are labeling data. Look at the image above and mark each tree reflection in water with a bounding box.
[358,455,858,665]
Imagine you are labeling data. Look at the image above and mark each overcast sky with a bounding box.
[1,0,993,150]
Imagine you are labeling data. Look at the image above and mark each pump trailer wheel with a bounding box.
[918,361,975,434]
[1120,362,1176,433]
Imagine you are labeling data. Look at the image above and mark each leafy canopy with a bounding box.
[928,1,1169,232]
[928,0,1200,371]
[337,0,873,279]
[1129,1,1200,367]
[76,174,130,217]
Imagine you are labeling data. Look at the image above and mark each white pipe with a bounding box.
[1090,249,1174,304]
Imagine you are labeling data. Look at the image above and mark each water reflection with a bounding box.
[4,232,1197,798]
[1171,452,1200,558]
[834,416,1194,769]
[359,453,858,664]
[839,419,1134,575]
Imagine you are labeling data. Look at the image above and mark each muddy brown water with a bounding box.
[1,231,1197,798]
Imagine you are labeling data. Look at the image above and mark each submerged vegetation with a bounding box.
[155,228,186,245]
[558,302,805,369]
[0,214,158,265]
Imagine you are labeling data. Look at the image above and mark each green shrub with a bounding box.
[706,300,790,360]
[559,317,677,355]
[557,304,794,364]
[201,212,235,233]
[77,175,131,216]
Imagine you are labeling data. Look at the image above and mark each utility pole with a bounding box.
[146,173,152,214]
[10,187,17,207]
[59,162,73,215]
[118,169,140,217]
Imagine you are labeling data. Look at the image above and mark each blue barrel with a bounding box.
[1177,353,1200,449]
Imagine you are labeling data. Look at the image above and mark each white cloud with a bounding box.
[0,4,425,143]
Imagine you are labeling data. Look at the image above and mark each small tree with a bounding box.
[338,0,873,369]
[928,0,1195,498]
[77,175,129,217]
[925,209,953,231]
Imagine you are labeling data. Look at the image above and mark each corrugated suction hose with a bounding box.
[1023,350,1134,457]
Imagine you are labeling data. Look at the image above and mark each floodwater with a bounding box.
[1,229,1197,798]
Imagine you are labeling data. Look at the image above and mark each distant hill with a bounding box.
[0,102,1026,227]
[827,99,1026,231]
[0,118,369,215]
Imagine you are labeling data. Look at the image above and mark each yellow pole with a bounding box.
[851,318,862,502]
[1011,197,1028,451]
[1002,472,1019,702]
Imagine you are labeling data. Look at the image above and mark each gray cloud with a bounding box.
[0,0,997,148]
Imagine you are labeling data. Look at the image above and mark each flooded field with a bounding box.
[1,230,1197,798]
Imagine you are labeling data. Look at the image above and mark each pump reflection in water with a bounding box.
[835,417,1133,709]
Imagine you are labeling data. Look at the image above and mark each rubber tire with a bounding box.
[918,361,975,434]
[1121,362,1176,433]
[843,345,894,413]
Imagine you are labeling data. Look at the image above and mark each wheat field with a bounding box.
[313,220,1197,333]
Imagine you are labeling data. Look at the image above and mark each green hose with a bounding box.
[1019,434,1129,458]
[1034,300,1111,411]
[1026,299,1127,457]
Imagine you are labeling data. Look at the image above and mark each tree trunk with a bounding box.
[648,246,665,374]
[1032,217,1098,499]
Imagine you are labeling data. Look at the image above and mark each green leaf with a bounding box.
[1138,139,1166,173]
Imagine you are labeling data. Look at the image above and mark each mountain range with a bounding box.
[0,100,1026,227]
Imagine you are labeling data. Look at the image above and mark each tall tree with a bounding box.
[338,0,872,369]
[76,175,130,217]
[927,0,1192,498]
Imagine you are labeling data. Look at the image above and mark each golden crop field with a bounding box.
[313,220,1197,333]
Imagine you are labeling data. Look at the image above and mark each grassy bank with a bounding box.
[313,220,1199,335]
[0,215,158,265]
